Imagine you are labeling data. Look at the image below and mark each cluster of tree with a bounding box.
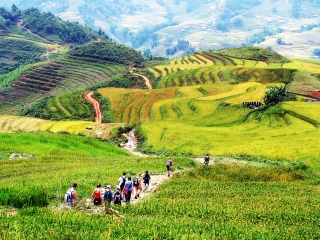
[214,0,262,32]
[22,8,107,44]
[0,38,45,74]
[0,5,21,29]
[300,23,320,32]
[243,28,283,46]
[124,21,179,48]
[68,41,145,66]
[166,40,195,56]
[276,38,293,46]
[263,86,294,106]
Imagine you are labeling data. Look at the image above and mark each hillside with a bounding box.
[2,0,320,60]
[1,30,320,239]
[68,41,145,66]
[0,7,147,115]
[0,6,108,75]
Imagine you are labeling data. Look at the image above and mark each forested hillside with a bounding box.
[68,41,145,66]
[0,7,107,44]
[3,0,319,60]
[0,6,110,75]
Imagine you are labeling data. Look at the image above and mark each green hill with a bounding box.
[1,39,320,238]
[68,41,145,66]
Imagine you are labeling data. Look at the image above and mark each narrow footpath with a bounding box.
[133,73,153,90]
[84,91,102,123]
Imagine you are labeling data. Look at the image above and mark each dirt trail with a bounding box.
[121,129,148,157]
[133,73,153,90]
[17,19,51,43]
[130,68,152,90]
[84,91,102,123]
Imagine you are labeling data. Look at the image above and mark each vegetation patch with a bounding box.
[68,41,145,66]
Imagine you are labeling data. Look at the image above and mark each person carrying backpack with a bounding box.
[134,173,142,199]
[92,184,103,206]
[103,185,113,207]
[143,171,151,187]
[117,172,127,195]
[113,187,122,205]
[64,183,78,207]
[204,153,210,165]
[124,176,133,203]
[166,158,173,177]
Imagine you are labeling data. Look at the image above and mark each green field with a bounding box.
[1,44,320,238]
[0,134,319,238]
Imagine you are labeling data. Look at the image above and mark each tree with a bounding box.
[276,38,284,45]
[263,86,289,106]
[11,4,18,13]
[313,48,320,57]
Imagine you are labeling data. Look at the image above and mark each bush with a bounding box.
[263,86,290,106]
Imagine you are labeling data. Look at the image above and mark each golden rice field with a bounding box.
[0,115,120,140]
[98,67,320,168]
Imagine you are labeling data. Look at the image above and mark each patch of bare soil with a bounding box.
[84,92,102,123]
[194,156,267,167]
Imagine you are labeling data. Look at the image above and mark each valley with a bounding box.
[1,4,320,239]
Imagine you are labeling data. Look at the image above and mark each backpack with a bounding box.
[133,177,139,187]
[120,176,126,189]
[64,189,74,202]
[205,156,209,161]
[104,190,112,202]
[143,173,150,181]
[114,192,121,204]
[167,160,172,166]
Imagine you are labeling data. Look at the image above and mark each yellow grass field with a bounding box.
[0,115,120,140]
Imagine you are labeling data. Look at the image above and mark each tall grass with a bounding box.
[1,165,320,238]
[0,132,194,208]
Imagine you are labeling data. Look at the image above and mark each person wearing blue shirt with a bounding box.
[124,176,133,203]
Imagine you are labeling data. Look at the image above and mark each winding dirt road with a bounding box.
[84,92,102,123]
[133,73,153,90]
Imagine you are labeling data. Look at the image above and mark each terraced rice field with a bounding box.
[0,115,120,139]
[43,92,95,120]
[0,58,127,114]
[150,51,288,89]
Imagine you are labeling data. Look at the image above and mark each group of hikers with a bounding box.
[64,171,151,207]
[65,155,210,207]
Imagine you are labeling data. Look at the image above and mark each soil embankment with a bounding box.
[84,92,102,123]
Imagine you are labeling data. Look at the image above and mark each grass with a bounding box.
[1,164,319,238]
[141,109,320,166]
[0,132,194,208]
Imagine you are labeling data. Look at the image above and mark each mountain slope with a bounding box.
[2,0,320,60]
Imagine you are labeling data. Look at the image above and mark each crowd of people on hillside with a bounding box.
[64,170,151,207]
[65,155,210,207]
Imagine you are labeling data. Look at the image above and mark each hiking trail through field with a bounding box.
[84,91,102,123]
[130,68,152,89]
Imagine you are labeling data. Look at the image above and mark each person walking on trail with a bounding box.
[92,184,103,206]
[124,176,133,203]
[65,183,78,207]
[113,187,122,205]
[117,172,127,196]
[204,153,210,165]
[103,185,113,207]
[166,158,173,177]
[134,173,142,199]
[143,171,151,187]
